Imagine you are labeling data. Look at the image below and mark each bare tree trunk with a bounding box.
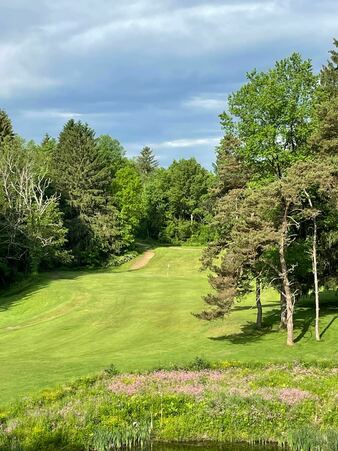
[312,218,320,341]
[256,277,262,328]
[279,205,294,346]
[304,190,320,342]
[280,285,287,329]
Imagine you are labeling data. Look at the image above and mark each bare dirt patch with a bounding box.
[130,250,155,270]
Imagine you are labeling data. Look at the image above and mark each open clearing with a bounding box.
[0,247,337,403]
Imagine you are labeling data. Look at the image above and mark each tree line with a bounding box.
[0,115,213,287]
[0,40,337,348]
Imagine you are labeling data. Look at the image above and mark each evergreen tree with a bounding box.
[52,120,121,265]
[309,39,338,334]
[0,109,14,147]
[136,146,158,177]
[312,39,338,155]
[202,54,319,345]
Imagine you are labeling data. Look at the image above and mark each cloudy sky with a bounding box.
[0,1,337,167]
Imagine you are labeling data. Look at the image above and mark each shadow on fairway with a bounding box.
[210,291,338,344]
[0,270,91,313]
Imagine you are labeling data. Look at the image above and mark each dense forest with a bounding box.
[0,41,337,348]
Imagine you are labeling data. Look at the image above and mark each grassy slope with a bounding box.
[0,247,337,403]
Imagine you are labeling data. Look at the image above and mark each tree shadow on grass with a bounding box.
[320,315,338,339]
[209,307,281,344]
[0,269,100,313]
[209,291,338,344]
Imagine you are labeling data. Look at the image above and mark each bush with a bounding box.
[187,356,211,370]
[104,363,119,376]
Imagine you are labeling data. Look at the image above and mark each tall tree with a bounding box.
[203,54,319,345]
[97,135,127,177]
[113,163,145,246]
[0,109,14,147]
[164,158,212,243]
[136,146,158,177]
[0,137,68,279]
[220,53,317,179]
[312,39,338,155]
[52,120,121,265]
[309,39,338,337]
[140,168,169,240]
[198,183,279,327]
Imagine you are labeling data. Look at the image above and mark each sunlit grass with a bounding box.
[0,247,337,403]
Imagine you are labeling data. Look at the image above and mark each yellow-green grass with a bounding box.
[0,247,337,404]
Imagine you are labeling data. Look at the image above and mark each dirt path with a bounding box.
[130,250,155,270]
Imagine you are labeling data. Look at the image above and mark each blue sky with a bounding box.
[0,1,337,167]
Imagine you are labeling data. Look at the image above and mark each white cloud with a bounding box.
[152,137,220,149]
[183,94,226,111]
[65,1,279,53]
[0,39,60,98]
[1,0,337,168]
[21,110,84,120]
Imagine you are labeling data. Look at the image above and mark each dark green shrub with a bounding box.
[104,364,119,376]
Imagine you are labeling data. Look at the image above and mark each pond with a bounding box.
[138,443,277,450]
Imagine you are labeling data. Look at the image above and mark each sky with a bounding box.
[0,1,337,168]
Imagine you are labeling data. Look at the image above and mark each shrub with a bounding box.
[104,364,119,376]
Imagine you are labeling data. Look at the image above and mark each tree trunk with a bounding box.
[312,218,320,341]
[279,204,294,346]
[304,190,320,343]
[256,278,262,328]
[280,286,287,329]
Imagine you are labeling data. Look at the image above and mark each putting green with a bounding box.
[0,247,337,403]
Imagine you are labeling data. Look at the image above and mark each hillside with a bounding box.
[0,247,337,403]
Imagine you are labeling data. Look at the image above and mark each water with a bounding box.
[139,443,277,450]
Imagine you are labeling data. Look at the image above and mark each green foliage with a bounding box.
[104,363,120,376]
[136,146,158,177]
[166,158,211,222]
[0,365,336,450]
[140,160,213,244]
[113,163,145,246]
[202,49,337,348]
[1,247,337,404]
[287,427,338,451]
[52,120,122,266]
[97,134,127,177]
[140,168,169,240]
[91,422,152,450]
[220,53,318,178]
[0,137,68,281]
[187,356,211,370]
[312,39,338,156]
[0,109,14,147]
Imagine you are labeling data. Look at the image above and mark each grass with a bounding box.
[0,246,337,404]
[0,364,337,450]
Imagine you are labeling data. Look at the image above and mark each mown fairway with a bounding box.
[0,247,337,403]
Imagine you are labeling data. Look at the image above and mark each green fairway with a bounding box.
[0,246,337,403]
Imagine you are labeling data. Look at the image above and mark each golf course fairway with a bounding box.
[0,247,337,403]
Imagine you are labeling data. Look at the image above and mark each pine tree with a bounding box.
[136,146,158,177]
[202,54,319,345]
[52,120,121,265]
[312,39,338,155]
[0,109,14,146]
[198,183,279,327]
